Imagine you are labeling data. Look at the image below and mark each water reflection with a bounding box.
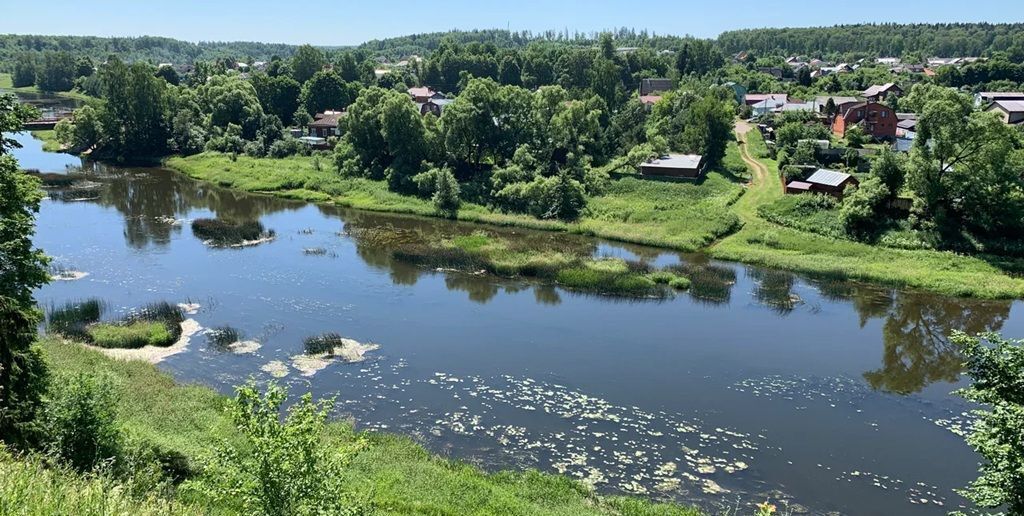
[42,155,1015,395]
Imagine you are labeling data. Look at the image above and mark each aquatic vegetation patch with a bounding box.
[206,326,242,351]
[304,332,347,356]
[260,360,290,378]
[87,320,175,349]
[296,333,381,375]
[47,300,185,351]
[191,218,275,247]
[30,171,76,187]
[47,298,105,341]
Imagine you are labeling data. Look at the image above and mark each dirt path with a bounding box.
[735,121,768,187]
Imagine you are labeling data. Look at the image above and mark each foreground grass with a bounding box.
[0,72,95,101]
[165,149,744,253]
[0,447,197,515]
[37,336,701,515]
[710,128,1024,299]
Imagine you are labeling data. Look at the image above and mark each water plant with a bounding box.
[206,326,242,351]
[303,333,346,356]
[191,218,274,246]
[47,299,105,341]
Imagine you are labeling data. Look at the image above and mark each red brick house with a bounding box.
[831,102,897,140]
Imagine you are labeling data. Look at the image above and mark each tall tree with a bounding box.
[290,44,325,84]
[0,94,50,450]
[12,53,36,88]
[299,70,354,116]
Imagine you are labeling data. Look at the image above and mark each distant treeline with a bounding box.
[0,34,310,68]
[718,23,1024,59]
[357,28,695,61]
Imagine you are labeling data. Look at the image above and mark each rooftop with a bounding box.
[806,169,853,187]
[644,154,704,170]
[989,100,1024,113]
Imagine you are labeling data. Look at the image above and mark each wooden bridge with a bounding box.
[22,112,73,131]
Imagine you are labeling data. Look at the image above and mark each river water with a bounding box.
[11,120,1022,514]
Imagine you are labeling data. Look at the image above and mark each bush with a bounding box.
[953,332,1024,513]
[268,137,307,158]
[432,168,461,216]
[182,383,361,515]
[839,177,891,240]
[45,372,121,473]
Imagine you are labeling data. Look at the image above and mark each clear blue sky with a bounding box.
[2,0,1023,46]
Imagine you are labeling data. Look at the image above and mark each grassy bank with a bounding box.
[164,148,745,253]
[30,336,701,515]
[30,129,62,152]
[0,72,95,102]
[708,128,1024,299]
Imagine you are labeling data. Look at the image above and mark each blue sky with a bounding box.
[2,0,1023,46]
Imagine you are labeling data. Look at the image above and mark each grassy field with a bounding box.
[0,72,94,101]
[707,127,1024,299]
[30,129,62,152]
[165,148,745,253]
[29,336,701,515]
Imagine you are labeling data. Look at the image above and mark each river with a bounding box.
[10,118,1021,514]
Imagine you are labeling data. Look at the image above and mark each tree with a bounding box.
[154,65,180,86]
[543,168,586,221]
[845,125,868,148]
[74,56,94,79]
[870,148,906,197]
[0,94,50,450]
[839,177,891,240]
[13,53,37,88]
[98,59,170,157]
[198,75,265,140]
[796,66,812,86]
[54,104,102,153]
[36,51,77,92]
[289,44,325,84]
[250,73,301,125]
[379,91,427,191]
[432,167,461,216]
[497,55,522,86]
[186,383,360,515]
[299,71,353,116]
[953,332,1024,513]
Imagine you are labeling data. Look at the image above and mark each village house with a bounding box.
[832,102,897,140]
[985,100,1024,125]
[417,98,453,117]
[639,154,706,178]
[639,95,662,109]
[639,78,674,97]
[862,83,903,102]
[786,168,859,198]
[975,91,1024,107]
[407,86,443,103]
[814,95,862,116]
[307,111,346,138]
[745,93,788,107]
[723,81,747,105]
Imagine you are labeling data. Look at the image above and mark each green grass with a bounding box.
[710,127,1024,299]
[37,336,702,515]
[87,320,176,349]
[30,130,62,152]
[0,446,198,515]
[0,72,95,101]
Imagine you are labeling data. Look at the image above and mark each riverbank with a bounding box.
[0,72,94,102]
[165,142,1024,299]
[707,127,1024,299]
[30,335,701,515]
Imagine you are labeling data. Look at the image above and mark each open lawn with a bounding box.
[35,336,702,516]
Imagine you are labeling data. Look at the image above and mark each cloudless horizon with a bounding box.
[3,0,1024,47]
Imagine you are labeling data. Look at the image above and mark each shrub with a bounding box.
[432,168,461,216]
[206,326,241,351]
[267,137,307,158]
[45,372,121,473]
[953,332,1024,513]
[182,383,361,515]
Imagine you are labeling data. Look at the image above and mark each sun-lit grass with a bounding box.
[0,446,197,515]
[30,130,62,152]
[711,127,1024,299]
[87,320,176,349]
[38,337,702,515]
